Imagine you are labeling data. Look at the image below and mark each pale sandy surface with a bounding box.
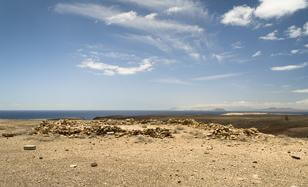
[0,120,308,187]
[222,113,268,116]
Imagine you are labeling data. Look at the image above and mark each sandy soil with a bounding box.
[0,119,308,187]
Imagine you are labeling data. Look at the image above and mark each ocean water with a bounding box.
[0,110,307,120]
[0,110,224,120]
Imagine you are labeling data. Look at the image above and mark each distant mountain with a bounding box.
[259,107,306,112]
[212,108,226,112]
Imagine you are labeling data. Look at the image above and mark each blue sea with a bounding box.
[0,110,225,120]
[0,110,307,120]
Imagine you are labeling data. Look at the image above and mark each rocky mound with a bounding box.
[34,118,265,140]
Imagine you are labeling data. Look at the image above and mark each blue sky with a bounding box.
[0,0,308,110]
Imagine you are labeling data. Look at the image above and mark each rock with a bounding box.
[252,161,258,163]
[106,132,114,135]
[206,145,213,150]
[24,145,36,150]
[91,162,98,167]
[2,133,15,138]
[39,156,43,159]
[252,174,260,180]
[291,155,301,160]
[70,164,77,168]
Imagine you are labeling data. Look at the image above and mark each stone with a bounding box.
[252,161,258,163]
[24,145,36,150]
[2,133,15,138]
[39,156,43,159]
[70,164,77,168]
[291,155,301,160]
[106,132,114,135]
[91,162,98,167]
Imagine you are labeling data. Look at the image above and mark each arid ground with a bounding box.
[0,116,308,187]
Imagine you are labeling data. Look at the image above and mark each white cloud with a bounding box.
[153,78,190,85]
[122,34,201,60]
[145,13,157,20]
[55,3,203,34]
[166,6,185,14]
[193,73,241,81]
[286,25,303,38]
[305,44,308,48]
[293,88,308,93]
[270,52,288,57]
[78,58,153,76]
[271,62,307,71]
[122,34,171,52]
[221,5,254,26]
[254,0,308,19]
[252,51,262,57]
[106,11,137,24]
[231,41,244,49]
[285,22,308,38]
[259,30,284,40]
[264,23,273,27]
[291,49,299,54]
[121,0,208,17]
[296,99,308,105]
[212,52,235,62]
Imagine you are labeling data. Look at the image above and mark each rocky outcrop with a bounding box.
[34,118,264,140]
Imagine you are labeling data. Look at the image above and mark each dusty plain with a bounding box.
[0,116,308,187]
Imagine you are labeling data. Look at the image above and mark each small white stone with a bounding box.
[70,164,77,168]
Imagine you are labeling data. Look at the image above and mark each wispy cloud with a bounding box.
[121,0,208,17]
[193,73,241,81]
[55,3,203,34]
[153,78,190,85]
[293,88,308,93]
[259,30,284,40]
[271,62,307,71]
[221,5,254,26]
[252,50,262,57]
[212,52,235,62]
[231,41,244,49]
[78,58,153,76]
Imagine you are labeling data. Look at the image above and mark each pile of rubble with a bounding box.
[34,119,173,138]
[34,118,264,140]
[166,118,262,140]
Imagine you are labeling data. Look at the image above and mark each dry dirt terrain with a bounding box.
[0,119,307,187]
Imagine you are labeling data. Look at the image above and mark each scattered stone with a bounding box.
[24,145,36,150]
[252,174,260,180]
[70,164,77,168]
[291,155,301,160]
[206,145,213,150]
[91,162,98,167]
[2,133,16,138]
[106,132,114,135]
